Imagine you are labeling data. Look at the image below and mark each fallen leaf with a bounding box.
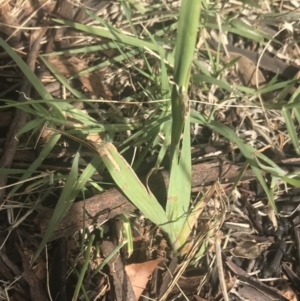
[207,40,266,87]
[48,56,83,77]
[0,4,21,43]
[281,283,297,301]
[230,240,271,259]
[224,52,266,87]
[176,275,202,292]
[86,133,103,144]
[125,258,164,299]
[48,56,112,98]
[23,248,46,281]
[208,39,300,81]
[80,72,113,99]
[17,245,48,301]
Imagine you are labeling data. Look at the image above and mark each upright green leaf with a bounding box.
[167,115,192,249]
[167,0,201,250]
[171,0,201,150]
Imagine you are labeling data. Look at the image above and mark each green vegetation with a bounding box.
[1,0,300,292]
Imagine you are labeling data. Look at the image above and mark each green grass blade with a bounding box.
[8,134,61,197]
[155,119,172,168]
[165,0,201,250]
[32,150,80,264]
[191,111,277,213]
[53,18,163,53]
[40,42,122,56]
[281,85,300,155]
[70,49,139,79]
[282,106,300,155]
[171,0,201,149]
[167,115,192,249]
[91,142,170,232]
[0,38,65,120]
[192,74,235,93]
[72,234,95,301]
[15,118,45,137]
[120,214,134,258]
[92,241,127,276]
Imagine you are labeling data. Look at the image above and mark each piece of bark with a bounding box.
[101,240,136,301]
[226,257,289,301]
[0,110,14,128]
[49,238,68,301]
[262,239,286,278]
[16,244,48,301]
[34,161,258,240]
[158,255,178,299]
[34,188,136,241]
[233,281,273,301]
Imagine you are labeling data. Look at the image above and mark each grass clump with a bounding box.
[1,0,300,299]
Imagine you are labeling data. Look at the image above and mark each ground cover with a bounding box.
[0,0,300,300]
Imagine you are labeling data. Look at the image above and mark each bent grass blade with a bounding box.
[91,141,172,236]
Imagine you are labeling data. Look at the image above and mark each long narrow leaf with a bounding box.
[167,115,192,249]
[8,134,61,197]
[171,0,201,149]
[53,18,167,55]
[0,38,65,120]
[191,111,277,213]
[166,0,201,251]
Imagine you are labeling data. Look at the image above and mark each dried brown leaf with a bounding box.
[80,72,113,99]
[225,52,266,86]
[125,258,164,299]
[21,0,56,17]
[86,133,103,143]
[281,283,298,301]
[23,248,46,281]
[0,4,20,37]
[193,295,208,301]
[48,56,112,98]
[17,245,48,301]
[230,240,271,259]
[48,56,81,77]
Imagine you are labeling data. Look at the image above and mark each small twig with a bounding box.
[158,255,178,299]
[215,231,229,301]
[0,250,21,276]
[0,28,48,202]
[16,243,48,301]
[35,161,259,240]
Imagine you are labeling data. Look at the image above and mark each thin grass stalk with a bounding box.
[72,234,95,301]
